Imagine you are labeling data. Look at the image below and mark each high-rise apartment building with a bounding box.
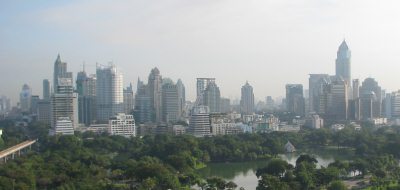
[96,64,124,123]
[220,98,231,113]
[285,84,305,117]
[308,74,331,114]
[240,82,255,115]
[204,81,221,113]
[326,77,348,120]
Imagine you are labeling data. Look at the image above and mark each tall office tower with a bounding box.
[162,79,181,123]
[196,78,215,105]
[134,79,152,124]
[359,78,382,119]
[188,105,211,137]
[335,40,351,85]
[326,77,348,120]
[123,83,134,115]
[108,113,136,138]
[51,78,79,130]
[148,68,163,122]
[79,74,97,126]
[384,93,393,119]
[176,79,186,115]
[285,84,305,117]
[352,79,360,99]
[76,71,87,95]
[391,91,400,118]
[20,84,32,112]
[240,81,255,115]
[53,54,72,93]
[204,81,221,113]
[309,74,331,113]
[96,64,124,123]
[220,98,231,113]
[43,79,51,100]
[37,100,51,125]
[30,95,40,114]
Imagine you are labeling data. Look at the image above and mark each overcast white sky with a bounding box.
[1,0,400,104]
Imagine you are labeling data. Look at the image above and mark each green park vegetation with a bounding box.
[1,119,400,189]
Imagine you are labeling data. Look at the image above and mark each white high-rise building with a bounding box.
[96,64,124,123]
[188,105,211,137]
[51,78,79,129]
[54,117,74,135]
[108,113,136,138]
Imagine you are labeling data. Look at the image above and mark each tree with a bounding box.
[257,174,289,190]
[327,181,347,190]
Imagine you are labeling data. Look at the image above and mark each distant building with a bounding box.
[37,100,51,125]
[148,68,163,123]
[79,74,97,126]
[204,81,221,113]
[30,95,40,114]
[96,64,124,123]
[188,106,211,137]
[134,78,152,124]
[162,79,185,123]
[43,79,51,100]
[123,83,135,115]
[305,114,324,129]
[53,117,74,135]
[51,78,79,129]
[220,98,231,113]
[335,40,352,86]
[358,78,382,120]
[285,84,305,117]
[20,84,32,112]
[108,113,136,138]
[240,81,255,115]
[196,78,215,105]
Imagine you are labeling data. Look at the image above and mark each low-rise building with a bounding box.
[108,113,136,138]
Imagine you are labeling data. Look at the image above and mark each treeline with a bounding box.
[1,121,400,189]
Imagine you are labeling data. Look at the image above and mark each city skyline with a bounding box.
[2,1,400,103]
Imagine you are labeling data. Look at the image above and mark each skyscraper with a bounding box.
[19,84,32,112]
[53,54,72,93]
[148,68,163,122]
[285,84,305,117]
[240,81,254,115]
[79,74,97,126]
[162,79,181,123]
[196,78,215,105]
[326,77,348,120]
[359,78,382,119]
[123,83,134,115]
[134,78,152,124]
[309,74,331,114]
[51,78,79,130]
[204,81,221,113]
[96,64,124,123]
[43,79,51,100]
[335,40,351,85]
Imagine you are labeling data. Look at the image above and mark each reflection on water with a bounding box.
[198,148,354,190]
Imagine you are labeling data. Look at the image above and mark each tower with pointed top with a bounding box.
[335,40,351,85]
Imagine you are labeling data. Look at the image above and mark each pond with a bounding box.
[197,148,354,190]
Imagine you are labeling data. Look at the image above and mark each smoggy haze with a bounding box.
[1,0,400,104]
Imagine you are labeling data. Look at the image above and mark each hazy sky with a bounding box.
[1,0,400,104]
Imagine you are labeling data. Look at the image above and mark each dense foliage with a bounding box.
[1,120,400,189]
